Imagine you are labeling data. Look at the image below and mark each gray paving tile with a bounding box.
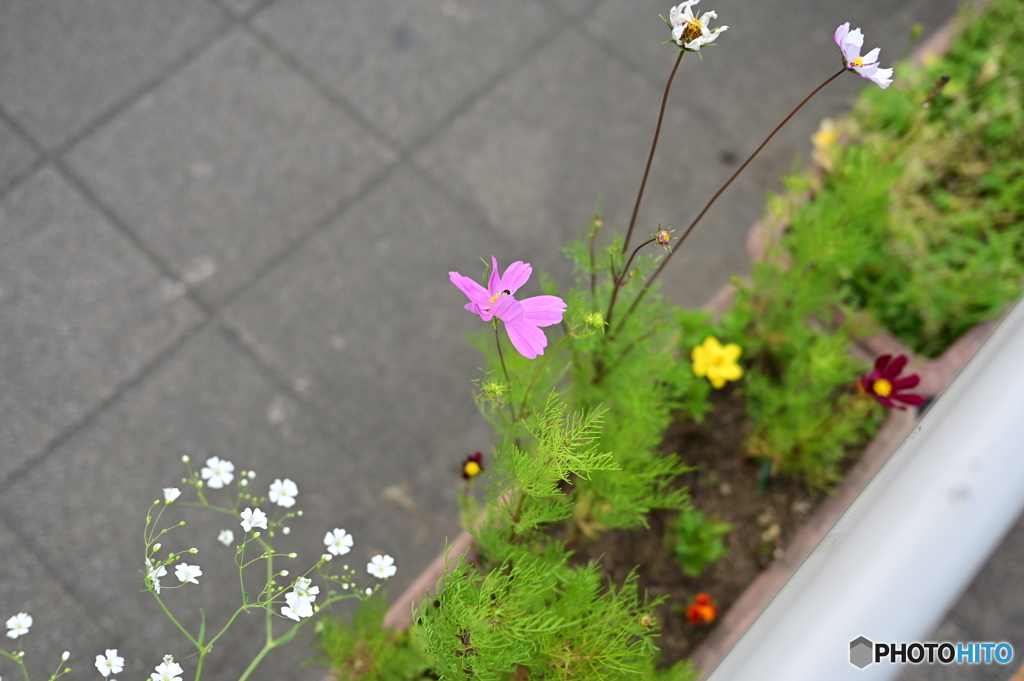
[252,0,558,147]
[546,0,602,17]
[0,115,39,194]
[215,0,268,18]
[414,26,762,307]
[0,167,204,482]
[0,0,226,150]
[222,166,503,501]
[65,28,397,308]
[0,519,115,680]
[0,324,443,680]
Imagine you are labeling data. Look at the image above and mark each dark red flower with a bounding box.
[859,354,924,410]
[686,592,718,625]
[462,452,484,481]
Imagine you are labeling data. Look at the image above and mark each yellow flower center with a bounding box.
[464,461,481,478]
[488,289,511,306]
[850,56,864,68]
[872,378,893,397]
[679,19,704,44]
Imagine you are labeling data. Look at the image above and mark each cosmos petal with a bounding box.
[505,322,548,359]
[520,295,567,327]
[490,295,524,325]
[500,260,532,294]
[449,271,490,308]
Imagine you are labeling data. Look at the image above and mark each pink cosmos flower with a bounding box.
[449,256,566,359]
[834,23,893,89]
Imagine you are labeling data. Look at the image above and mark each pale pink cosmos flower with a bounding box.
[449,256,566,359]
[834,23,893,89]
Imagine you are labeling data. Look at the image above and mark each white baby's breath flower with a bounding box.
[217,529,235,547]
[163,487,181,503]
[150,656,183,681]
[282,526,291,535]
[181,455,190,463]
[269,478,299,508]
[146,559,168,595]
[324,528,354,556]
[322,553,333,562]
[61,651,69,661]
[365,587,372,595]
[95,649,124,678]
[174,563,202,585]
[200,456,234,489]
[240,507,267,532]
[5,612,31,639]
[367,554,397,579]
[668,0,727,51]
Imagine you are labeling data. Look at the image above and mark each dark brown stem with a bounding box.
[622,51,685,257]
[615,67,848,334]
[604,238,657,330]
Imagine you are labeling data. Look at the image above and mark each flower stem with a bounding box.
[607,50,685,330]
[494,323,516,421]
[615,66,848,334]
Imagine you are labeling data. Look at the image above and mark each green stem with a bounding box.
[494,323,516,422]
[615,67,848,335]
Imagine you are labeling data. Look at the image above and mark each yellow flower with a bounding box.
[691,336,743,389]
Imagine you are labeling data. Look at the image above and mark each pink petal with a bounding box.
[491,295,523,325]
[833,22,850,48]
[488,256,502,295]
[499,260,532,294]
[450,271,490,308]
[520,295,566,327]
[505,322,548,359]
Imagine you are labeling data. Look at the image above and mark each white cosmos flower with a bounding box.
[668,0,727,51]
[324,528,354,556]
[175,563,202,585]
[218,529,235,547]
[268,478,298,508]
[367,554,397,579]
[146,559,168,595]
[5,612,31,639]
[240,507,267,532]
[95,649,124,678]
[834,23,893,89]
[200,456,235,489]
[150,656,183,681]
[163,487,181,503]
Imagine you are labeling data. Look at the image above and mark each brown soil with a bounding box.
[560,385,851,668]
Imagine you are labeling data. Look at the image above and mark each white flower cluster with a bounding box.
[281,577,320,622]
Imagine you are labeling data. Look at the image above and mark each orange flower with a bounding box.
[686,592,718,625]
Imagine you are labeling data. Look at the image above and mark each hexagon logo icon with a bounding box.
[850,636,874,669]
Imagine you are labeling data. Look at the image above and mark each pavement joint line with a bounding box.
[0,313,210,498]
[243,19,401,156]
[0,510,124,641]
[52,158,217,319]
[397,3,574,158]
[19,12,234,161]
